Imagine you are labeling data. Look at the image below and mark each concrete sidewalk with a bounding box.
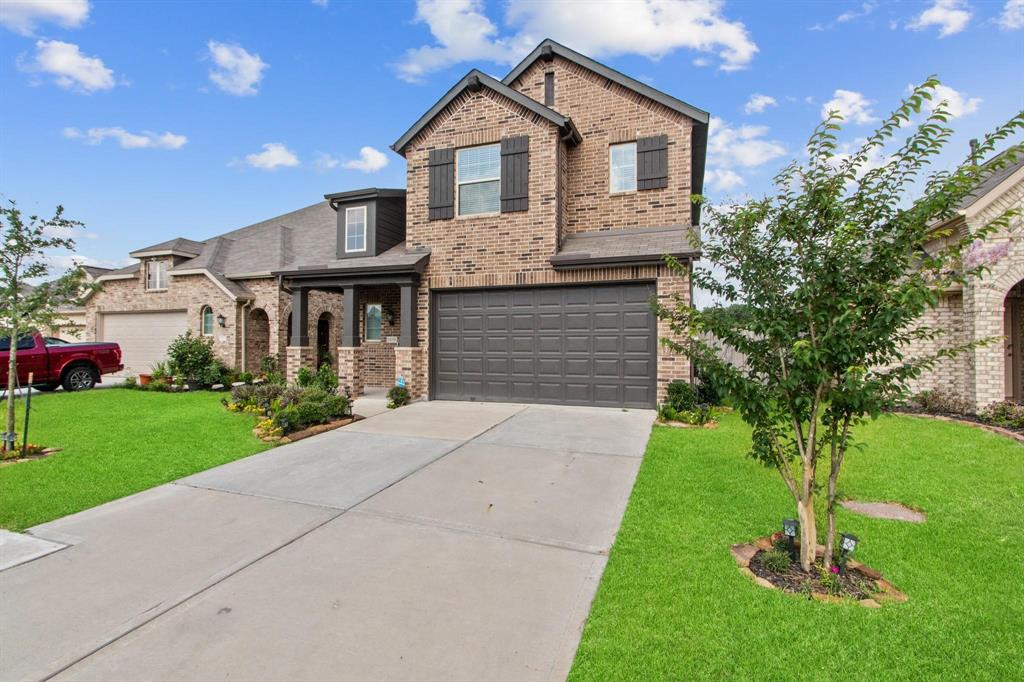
[1,400,653,682]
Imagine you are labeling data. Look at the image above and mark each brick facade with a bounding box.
[905,172,1024,411]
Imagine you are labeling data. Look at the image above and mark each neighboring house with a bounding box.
[907,149,1024,411]
[49,266,112,339]
[83,39,708,408]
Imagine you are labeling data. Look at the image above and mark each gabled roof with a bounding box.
[503,39,710,125]
[960,147,1024,211]
[81,265,112,280]
[391,69,581,154]
[128,237,204,259]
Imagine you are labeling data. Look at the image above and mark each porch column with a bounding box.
[286,287,314,384]
[338,285,364,396]
[399,282,417,347]
[395,282,424,399]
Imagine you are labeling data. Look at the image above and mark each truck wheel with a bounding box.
[62,365,98,391]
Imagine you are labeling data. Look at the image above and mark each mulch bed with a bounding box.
[731,534,907,607]
[890,408,1024,444]
[273,414,366,444]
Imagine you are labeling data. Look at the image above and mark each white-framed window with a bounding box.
[609,142,637,193]
[457,143,500,216]
[201,306,214,336]
[146,259,168,290]
[345,206,367,253]
[365,303,382,342]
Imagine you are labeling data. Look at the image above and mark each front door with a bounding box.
[1007,292,1023,402]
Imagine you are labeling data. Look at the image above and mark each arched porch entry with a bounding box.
[317,312,335,368]
[1005,280,1023,402]
[246,308,271,373]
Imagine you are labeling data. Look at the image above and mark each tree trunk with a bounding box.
[4,338,16,452]
[797,495,817,572]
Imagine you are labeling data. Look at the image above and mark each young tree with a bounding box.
[1,201,89,451]
[658,80,1023,572]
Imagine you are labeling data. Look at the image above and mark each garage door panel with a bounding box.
[432,283,656,408]
[100,311,187,376]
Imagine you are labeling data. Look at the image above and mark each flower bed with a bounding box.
[223,366,353,442]
[731,534,906,607]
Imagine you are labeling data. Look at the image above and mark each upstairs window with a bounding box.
[345,206,367,253]
[201,306,214,336]
[146,260,168,290]
[609,142,637,193]
[457,144,500,216]
[365,303,382,342]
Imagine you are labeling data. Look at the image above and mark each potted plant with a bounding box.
[150,361,171,385]
[138,372,152,386]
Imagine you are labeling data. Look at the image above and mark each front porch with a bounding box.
[276,251,429,399]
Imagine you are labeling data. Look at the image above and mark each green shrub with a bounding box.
[150,361,170,381]
[297,364,338,394]
[913,389,972,415]
[818,566,842,595]
[762,548,792,573]
[387,385,411,409]
[296,366,315,388]
[666,380,699,412]
[694,363,726,406]
[979,400,1024,430]
[167,332,216,383]
[260,355,278,376]
[239,371,254,384]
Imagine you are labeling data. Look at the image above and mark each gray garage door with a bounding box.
[432,283,657,408]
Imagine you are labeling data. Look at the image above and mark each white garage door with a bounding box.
[99,311,188,376]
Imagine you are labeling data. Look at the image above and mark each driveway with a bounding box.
[0,400,653,681]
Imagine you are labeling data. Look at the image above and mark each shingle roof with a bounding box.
[128,237,204,258]
[550,226,699,268]
[275,242,430,277]
[960,148,1024,210]
[81,265,112,280]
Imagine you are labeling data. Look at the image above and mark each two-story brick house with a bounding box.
[83,40,708,408]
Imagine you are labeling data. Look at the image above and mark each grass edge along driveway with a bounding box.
[0,389,270,531]
[569,413,1023,681]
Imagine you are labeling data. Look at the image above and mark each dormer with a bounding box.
[325,188,407,260]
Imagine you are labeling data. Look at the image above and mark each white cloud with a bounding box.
[0,0,89,36]
[396,0,758,82]
[828,137,897,180]
[244,142,299,170]
[207,40,267,96]
[705,168,745,191]
[313,152,340,173]
[927,83,981,118]
[62,126,187,150]
[707,116,786,168]
[24,39,114,93]
[999,0,1024,29]
[907,0,971,37]
[342,146,389,173]
[45,253,132,277]
[809,2,876,31]
[821,89,876,124]
[744,93,776,114]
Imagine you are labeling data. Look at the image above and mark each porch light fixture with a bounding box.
[217,314,227,327]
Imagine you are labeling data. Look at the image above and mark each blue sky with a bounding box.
[1,0,1022,279]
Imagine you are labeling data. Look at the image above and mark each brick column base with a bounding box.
[394,347,426,399]
[337,346,364,397]
[285,346,316,385]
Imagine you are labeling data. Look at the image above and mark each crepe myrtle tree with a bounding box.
[1,200,89,451]
[657,80,1023,573]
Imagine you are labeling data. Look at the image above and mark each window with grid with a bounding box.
[345,206,367,252]
[146,260,168,290]
[457,144,500,216]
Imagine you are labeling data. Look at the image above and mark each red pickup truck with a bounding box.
[0,332,123,392]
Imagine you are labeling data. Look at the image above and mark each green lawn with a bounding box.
[570,413,1023,681]
[0,389,271,531]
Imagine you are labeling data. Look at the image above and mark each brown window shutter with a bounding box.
[500,135,529,213]
[428,147,454,220]
[637,134,668,190]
